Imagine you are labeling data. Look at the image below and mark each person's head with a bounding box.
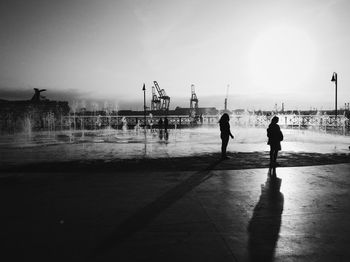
[271,116,279,124]
[219,113,230,123]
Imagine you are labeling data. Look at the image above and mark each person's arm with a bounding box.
[279,128,283,141]
[276,125,283,141]
[229,124,234,139]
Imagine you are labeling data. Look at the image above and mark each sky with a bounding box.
[0,0,349,111]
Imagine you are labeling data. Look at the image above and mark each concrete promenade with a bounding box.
[1,163,350,261]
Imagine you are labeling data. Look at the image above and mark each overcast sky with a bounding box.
[0,0,349,110]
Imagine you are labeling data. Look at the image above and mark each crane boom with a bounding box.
[151,86,161,111]
[153,81,170,112]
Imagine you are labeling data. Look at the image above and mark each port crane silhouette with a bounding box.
[151,86,161,111]
[189,84,198,117]
[224,84,229,111]
[152,81,170,113]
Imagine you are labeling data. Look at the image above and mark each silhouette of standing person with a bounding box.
[158,118,163,130]
[267,116,283,168]
[219,113,234,160]
[164,117,168,133]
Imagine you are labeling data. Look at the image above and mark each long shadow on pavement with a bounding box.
[91,158,223,259]
[248,171,284,262]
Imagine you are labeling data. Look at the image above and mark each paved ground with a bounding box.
[1,162,350,261]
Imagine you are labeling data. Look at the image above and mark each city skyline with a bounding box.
[1,0,350,110]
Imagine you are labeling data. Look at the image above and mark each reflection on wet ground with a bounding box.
[0,127,349,165]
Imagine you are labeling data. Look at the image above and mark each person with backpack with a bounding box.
[267,116,283,168]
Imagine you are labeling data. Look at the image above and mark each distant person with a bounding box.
[159,128,164,140]
[219,113,234,160]
[267,116,283,168]
[158,118,163,130]
[148,113,154,132]
[164,117,169,132]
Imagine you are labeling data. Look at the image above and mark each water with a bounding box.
[0,127,349,166]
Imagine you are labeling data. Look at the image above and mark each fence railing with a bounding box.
[1,113,349,134]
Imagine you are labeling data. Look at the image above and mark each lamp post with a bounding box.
[142,83,146,128]
[331,72,338,121]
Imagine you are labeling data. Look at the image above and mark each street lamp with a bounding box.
[142,83,146,128]
[331,72,338,120]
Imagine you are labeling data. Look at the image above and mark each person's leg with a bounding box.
[221,137,229,158]
[273,150,278,163]
[269,148,274,166]
[221,139,226,156]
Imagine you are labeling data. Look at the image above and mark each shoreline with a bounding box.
[1,151,349,174]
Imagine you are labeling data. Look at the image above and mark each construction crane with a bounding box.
[153,81,170,112]
[224,84,229,111]
[189,84,198,118]
[31,88,47,102]
[151,86,161,111]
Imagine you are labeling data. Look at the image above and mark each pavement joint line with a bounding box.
[281,211,350,217]
[149,220,218,227]
[192,189,239,262]
[90,158,224,259]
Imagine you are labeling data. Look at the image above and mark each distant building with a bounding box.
[0,89,70,132]
[174,107,218,115]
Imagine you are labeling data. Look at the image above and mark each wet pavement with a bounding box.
[1,127,350,166]
[1,163,350,261]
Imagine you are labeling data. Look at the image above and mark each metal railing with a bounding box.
[1,113,349,135]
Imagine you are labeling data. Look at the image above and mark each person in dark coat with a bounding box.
[219,113,234,159]
[158,118,163,130]
[267,116,283,167]
[164,117,169,133]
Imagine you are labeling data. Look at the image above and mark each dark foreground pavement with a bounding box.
[1,162,350,261]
